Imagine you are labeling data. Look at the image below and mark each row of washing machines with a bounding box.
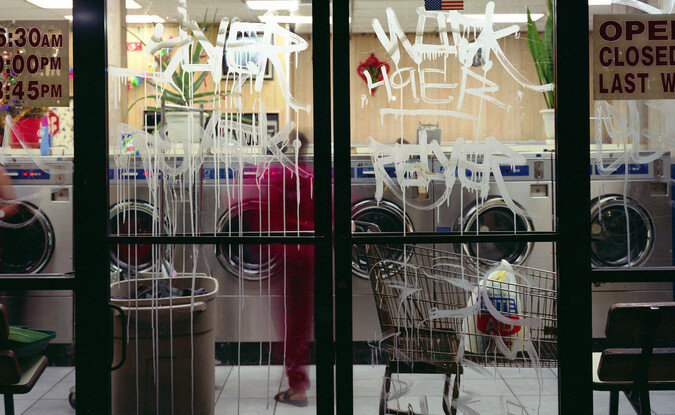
[0,152,673,343]
[351,152,673,339]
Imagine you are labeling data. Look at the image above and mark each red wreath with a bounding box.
[357,53,389,95]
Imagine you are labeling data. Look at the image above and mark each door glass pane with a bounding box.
[349,0,558,412]
[0,2,74,410]
[589,1,674,269]
[589,2,675,413]
[107,0,315,412]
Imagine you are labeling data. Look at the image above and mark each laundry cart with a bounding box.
[362,244,557,415]
[110,274,218,415]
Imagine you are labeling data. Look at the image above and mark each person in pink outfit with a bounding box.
[239,132,314,407]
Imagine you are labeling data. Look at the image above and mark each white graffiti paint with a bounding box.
[369,130,529,217]
[369,2,553,120]
[110,6,309,114]
[612,0,675,14]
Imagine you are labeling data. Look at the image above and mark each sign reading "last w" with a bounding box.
[594,14,675,100]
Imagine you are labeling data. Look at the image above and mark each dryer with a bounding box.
[350,155,436,340]
[433,153,555,272]
[0,157,73,343]
[590,153,674,337]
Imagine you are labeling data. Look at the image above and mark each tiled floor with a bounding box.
[2,365,674,414]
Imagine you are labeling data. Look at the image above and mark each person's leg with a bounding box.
[274,245,314,405]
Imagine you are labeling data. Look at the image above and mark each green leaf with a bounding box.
[544,0,554,108]
[191,71,210,92]
[527,5,555,109]
[526,8,546,85]
[126,95,160,120]
[126,28,147,47]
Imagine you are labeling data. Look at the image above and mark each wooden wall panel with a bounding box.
[290,33,548,145]
[124,26,550,145]
[346,33,548,145]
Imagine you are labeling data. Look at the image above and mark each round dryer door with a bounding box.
[456,198,533,265]
[0,201,54,273]
[216,201,283,281]
[590,195,653,267]
[351,199,414,279]
[109,201,169,273]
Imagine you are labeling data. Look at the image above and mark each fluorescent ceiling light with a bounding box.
[460,14,543,23]
[259,15,311,24]
[26,0,70,8]
[589,0,612,5]
[27,0,141,9]
[258,15,350,25]
[247,1,298,11]
[126,15,165,24]
[126,0,142,9]
[66,13,160,23]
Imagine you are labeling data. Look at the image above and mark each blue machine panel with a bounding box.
[356,166,396,178]
[7,169,50,180]
[437,164,529,177]
[499,165,529,176]
[202,168,235,180]
[594,163,648,175]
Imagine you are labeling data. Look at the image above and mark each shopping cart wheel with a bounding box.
[68,385,76,409]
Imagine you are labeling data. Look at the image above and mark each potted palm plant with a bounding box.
[527,0,554,141]
[126,12,222,142]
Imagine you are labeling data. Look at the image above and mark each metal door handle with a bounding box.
[110,303,127,371]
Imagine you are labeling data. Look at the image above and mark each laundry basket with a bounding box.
[110,275,218,415]
[362,244,557,415]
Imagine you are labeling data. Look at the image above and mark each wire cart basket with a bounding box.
[361,243,558,415]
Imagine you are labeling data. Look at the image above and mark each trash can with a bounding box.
[110,275,218,415]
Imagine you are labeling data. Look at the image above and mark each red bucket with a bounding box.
[9,112,59,149]
[10,117,42,148]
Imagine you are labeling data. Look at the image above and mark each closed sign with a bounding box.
[593,14,675,100]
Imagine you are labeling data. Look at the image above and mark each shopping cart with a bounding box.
[361,244,558,415]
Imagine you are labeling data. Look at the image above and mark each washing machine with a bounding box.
[590,153,674,337]
[0,157,74,343]
[198,157,302,342]
[433,152,556,272]
[108,156,191,276]
[350,155,436,340]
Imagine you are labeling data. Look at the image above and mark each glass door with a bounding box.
[340,0,560,413]
[0,0,75,412]
[99,0,330,414]
[589,1,675,414]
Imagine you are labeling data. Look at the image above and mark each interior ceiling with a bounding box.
[0,0,610,33]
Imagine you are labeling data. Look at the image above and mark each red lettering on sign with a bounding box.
[599,20,622,41]
[476,314,522,337]
[649,20,668,40]
[626,20,646,40]
[661,72,675,92]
